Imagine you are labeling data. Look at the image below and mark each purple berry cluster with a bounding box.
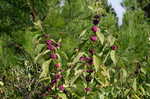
[93,15,100,25]
[46,40,61,51]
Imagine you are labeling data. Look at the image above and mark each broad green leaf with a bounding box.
[39,59,51,78]
[110,50,117,65]
[58,93,67,99]
[93,55,102,72]
[133,78,137,91]
[96,31,105,45]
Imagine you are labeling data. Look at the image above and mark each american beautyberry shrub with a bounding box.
[32,1,118,99]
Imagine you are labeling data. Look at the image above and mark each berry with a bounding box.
[47,44,55,50]
[90,35,97,41]
[91,26,98,32]
[80,56,87,61]
[46,40,53,45]
[89,49,96,55]
[84,88,92,92]
[59,85,65,91]
[85,57,93,61]
[86,69,94,73]
[54,74,62,79]
[51,79,57,85]
[47,87,52,92]
[55,63,61,68]
[50,53,58,59]
[93,19,99,25]
[94,15,100,19]
[111,45,118,50]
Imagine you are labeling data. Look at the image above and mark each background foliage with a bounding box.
[0,0,150,99]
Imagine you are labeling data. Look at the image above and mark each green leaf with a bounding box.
[107,35,115,46]
[39,59,51,78]
[93,55,102,72]
[96,31,105,45]
[110,50,117,65]
[133,78,137,91]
